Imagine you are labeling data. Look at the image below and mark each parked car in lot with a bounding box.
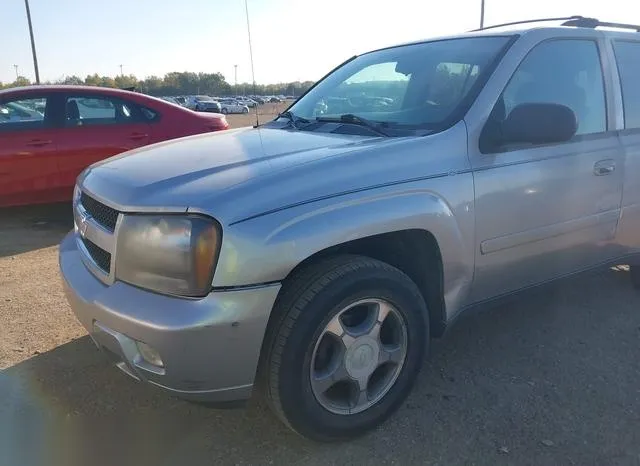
[218,98,250,114]
[235,96,257,108]
[159,96,179,105]
[173,96,187,107]
[61,17,640,442]
[185,95,222,113]
[0,85,228,207]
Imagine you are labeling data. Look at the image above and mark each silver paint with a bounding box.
[60,26,640,402]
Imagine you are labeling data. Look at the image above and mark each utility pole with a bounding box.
[13,65,19,80]
[480,0,485,29]
[119,64,124,76]
[234,64,238,93]
[24,0,40,83]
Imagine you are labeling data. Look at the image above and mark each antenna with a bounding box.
[244,0,259,127]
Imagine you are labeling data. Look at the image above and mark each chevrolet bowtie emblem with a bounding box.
[78,213,90,237]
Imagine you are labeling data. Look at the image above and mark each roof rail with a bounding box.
[471,15,583,32]
[561,17,640,32]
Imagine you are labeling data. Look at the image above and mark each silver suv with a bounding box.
[60,16,640,441]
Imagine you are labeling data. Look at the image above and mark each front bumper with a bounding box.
[59,232,280,402]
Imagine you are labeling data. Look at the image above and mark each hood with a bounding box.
[81,124,468,224]
[82,127,382,217]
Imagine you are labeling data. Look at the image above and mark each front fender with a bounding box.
[213,178,475,319]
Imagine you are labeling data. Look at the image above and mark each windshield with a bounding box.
[287,36,511,131]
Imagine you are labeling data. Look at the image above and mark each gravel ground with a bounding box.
[1,204,639,466]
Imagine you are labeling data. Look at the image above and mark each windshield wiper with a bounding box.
[315,114,390,137]
[276,110,310,129]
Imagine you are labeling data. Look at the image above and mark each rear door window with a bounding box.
[65,95,142,127]
[613,41,640,130]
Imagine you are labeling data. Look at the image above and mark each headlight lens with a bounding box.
[115,215,220,297]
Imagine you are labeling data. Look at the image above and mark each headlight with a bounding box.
[115,215,221,297]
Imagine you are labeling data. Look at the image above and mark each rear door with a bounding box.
[55,93,152,190]
[611,39,640,253]
[0,93,63,207]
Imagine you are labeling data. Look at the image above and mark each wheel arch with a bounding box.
[214,188,474,325]
[277,229,447,337]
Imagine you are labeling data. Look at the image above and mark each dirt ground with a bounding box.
[1,131,639,464]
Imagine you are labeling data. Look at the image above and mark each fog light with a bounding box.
[136,341,164,368]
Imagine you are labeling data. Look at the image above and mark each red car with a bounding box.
[0,85,228,207]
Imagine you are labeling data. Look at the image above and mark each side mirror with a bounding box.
[501,103,577,146]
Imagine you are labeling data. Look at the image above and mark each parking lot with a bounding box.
[1,201,639,466]
[224,101,288,127]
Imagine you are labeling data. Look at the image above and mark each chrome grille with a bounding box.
[81,237,111,273]
[80,192,119,232]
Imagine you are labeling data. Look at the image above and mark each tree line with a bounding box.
[0,71,315,97]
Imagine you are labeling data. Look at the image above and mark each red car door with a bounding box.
[0,93,63,207]
[55,93,151,193]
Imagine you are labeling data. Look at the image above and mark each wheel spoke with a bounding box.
[366,301,393,340]
[376,301,393,324]
[312,373,336,394]
[324,314,356,349]
[312,360,350,394]
[367,321,382,340]
[352,378,370,410]
[324,315,346,338]
[379,346,404,365]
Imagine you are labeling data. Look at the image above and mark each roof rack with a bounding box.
[561,17,640,32]
[471,15,583,32]
[473,15,640,32]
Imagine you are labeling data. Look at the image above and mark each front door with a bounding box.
[468,37,624,302]
[55,93,151,195]
[0,94,61,207]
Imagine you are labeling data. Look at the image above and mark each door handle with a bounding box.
[593,160,616,176]
[129,133,148,141]
[26,139,52,147]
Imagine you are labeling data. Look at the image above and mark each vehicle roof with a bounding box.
[0,85,143,97]
[372,22,640,53]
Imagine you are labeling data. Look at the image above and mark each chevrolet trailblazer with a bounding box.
[60,16,640,441]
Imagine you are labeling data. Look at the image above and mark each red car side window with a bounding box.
[0,97,48,131]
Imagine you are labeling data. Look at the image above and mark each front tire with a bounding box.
[221,108,228,114]
[263,255,428,441]
[243,107,249,114]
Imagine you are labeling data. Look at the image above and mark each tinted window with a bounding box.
[613,41,640,129]
[288,37,511,130]
[0,97,47,131]
[501,40,606,136]
[65,96,137,126]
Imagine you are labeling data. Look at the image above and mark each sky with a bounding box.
[1,0,639,85]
